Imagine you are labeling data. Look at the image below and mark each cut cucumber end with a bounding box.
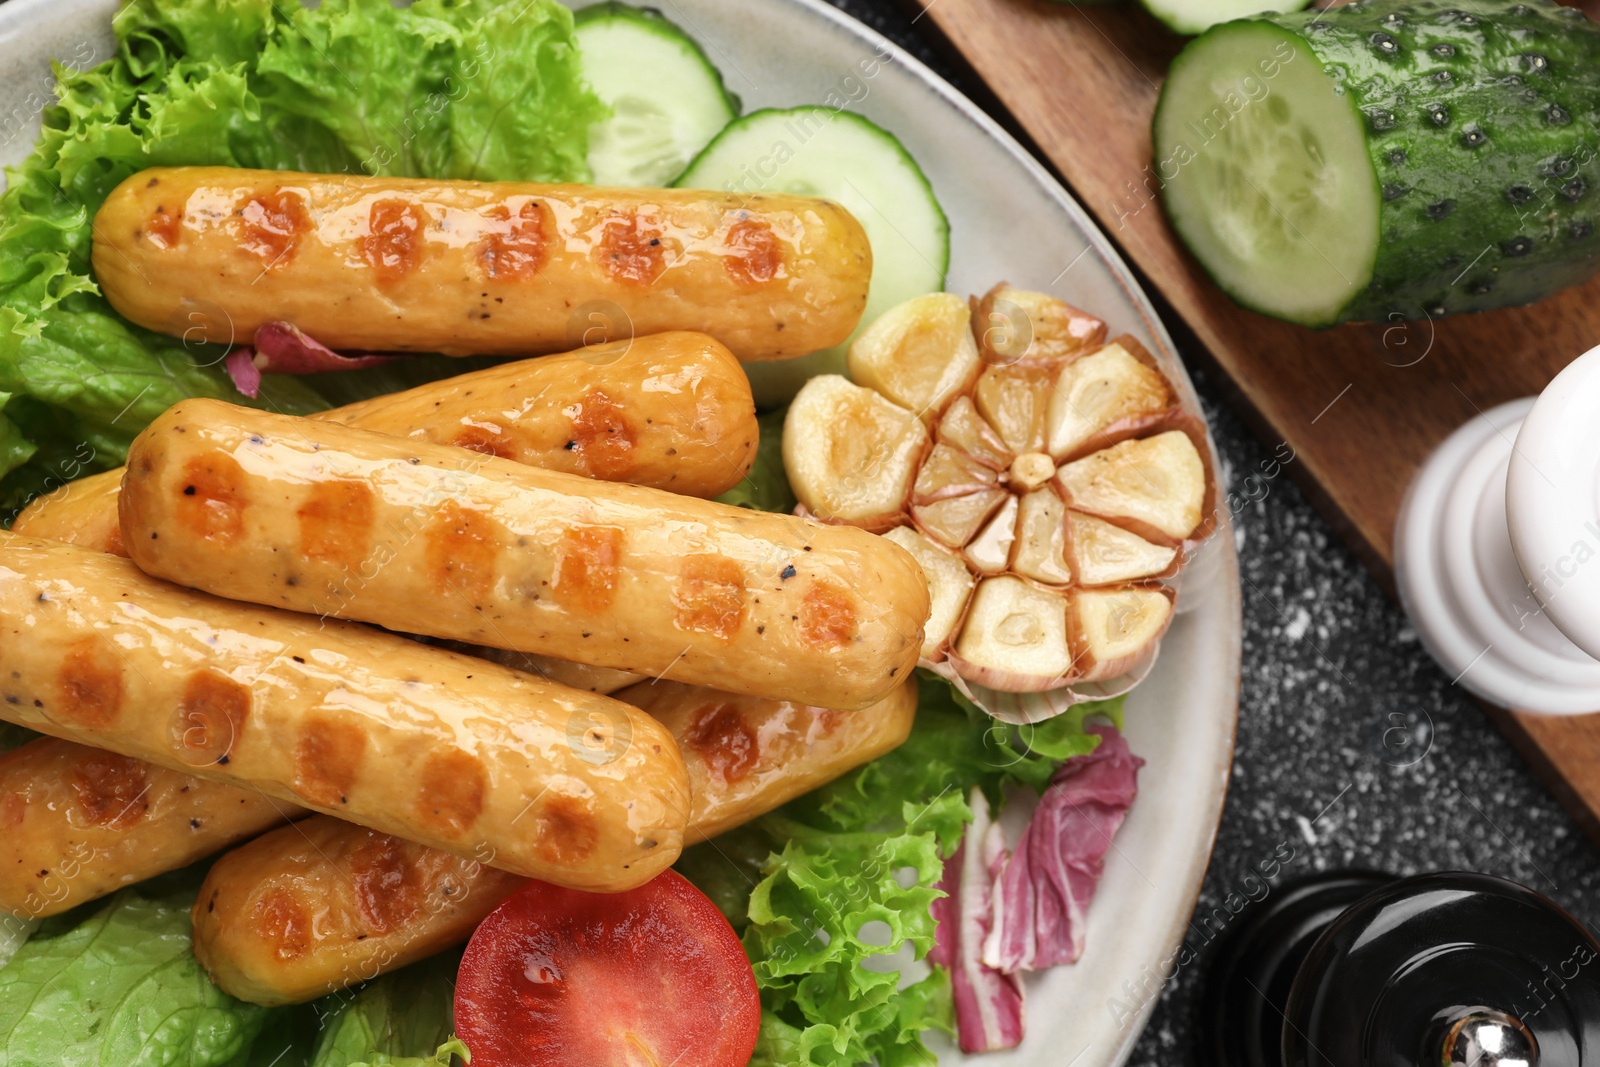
[1154,22,1379,326]
[575,2,739,187]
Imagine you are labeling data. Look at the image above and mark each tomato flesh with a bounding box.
[455,870,760,1067]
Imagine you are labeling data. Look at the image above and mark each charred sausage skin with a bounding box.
[121,400,928,711]
[0,533,690,890]
[0,736,305,918]
[12,331,757,554]
[92,167,871,360]
[192,678,916,1004]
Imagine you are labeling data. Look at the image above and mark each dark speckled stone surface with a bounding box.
[819,0,1600,1059]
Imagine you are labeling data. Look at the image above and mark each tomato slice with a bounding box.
[455,869,761,1067]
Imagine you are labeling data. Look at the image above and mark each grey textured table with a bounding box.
[819,0,1600,1059]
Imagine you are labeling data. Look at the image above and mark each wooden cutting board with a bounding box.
[917,0,1600,837]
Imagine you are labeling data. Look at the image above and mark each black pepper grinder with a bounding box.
[1197,871,1600,1066]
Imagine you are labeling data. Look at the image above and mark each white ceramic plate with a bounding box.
[0,1,1242,1063]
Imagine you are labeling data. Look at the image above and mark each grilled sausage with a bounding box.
[121,400,928,711]
[93,167,871,361]
[0,737,305,919]
[313,331,756,494]
[0,533,690,890]
[12,331,757,554]
[0,647,635,920]
[191,816,525,1006]
[191,678,917,1004]
[618,677,917,843]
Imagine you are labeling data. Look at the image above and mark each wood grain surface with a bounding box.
[916,0,1600,836]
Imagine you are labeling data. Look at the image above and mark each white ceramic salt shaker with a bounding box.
[1396,345,1600,714]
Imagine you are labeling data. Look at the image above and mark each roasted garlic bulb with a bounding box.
[784,285,1215,694]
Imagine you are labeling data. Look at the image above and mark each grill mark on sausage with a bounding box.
[596,211,667,285]
[239,189,309,270]
[417,750,485,837]
[70,752,149,830]
[293,714,367,807]
[799,580,858,649]
[253,887,312,961]
[683,703,760,784]
[724,217,782,285]
[174,669,251,766]
[296,480,375,570]
[350,834,422,934]
[480,199,547,280]
[425,501,498,601]
[178,454,248,544]
[673,554,747,640]
[566,389,636,479]
[363,199,426,286]
[57,638,123,729]
[450,423,516,460]
[533,794,598,864]
[552,526,623,615]
[145,205,181,250]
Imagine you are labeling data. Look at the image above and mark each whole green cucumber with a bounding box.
[1153,0,1600,326]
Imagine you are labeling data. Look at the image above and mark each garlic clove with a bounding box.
[951,576,1076,690]
[847,292,981,421]
[974,363,1053,456]
[1067,510,1177,586]
[883,526,976,661]
[1046,339,1177,461]
[937,395,1012,471]
[785,375,928,531]
[913,488,1008,550]
[963,495,1020,574]
[1013,489,1073,586]
[1055,430,1206,544]
[1072,585,1175,682]
[973,283,1107,364]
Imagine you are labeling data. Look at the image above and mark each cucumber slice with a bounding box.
[1155,22,1378,325]
[676,107,949,409]
[575,2,739,187]
[1154,0,1600,327]
[1141,0,1311,37]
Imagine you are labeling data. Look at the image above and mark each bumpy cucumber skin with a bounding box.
[1264,0,1600,321]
